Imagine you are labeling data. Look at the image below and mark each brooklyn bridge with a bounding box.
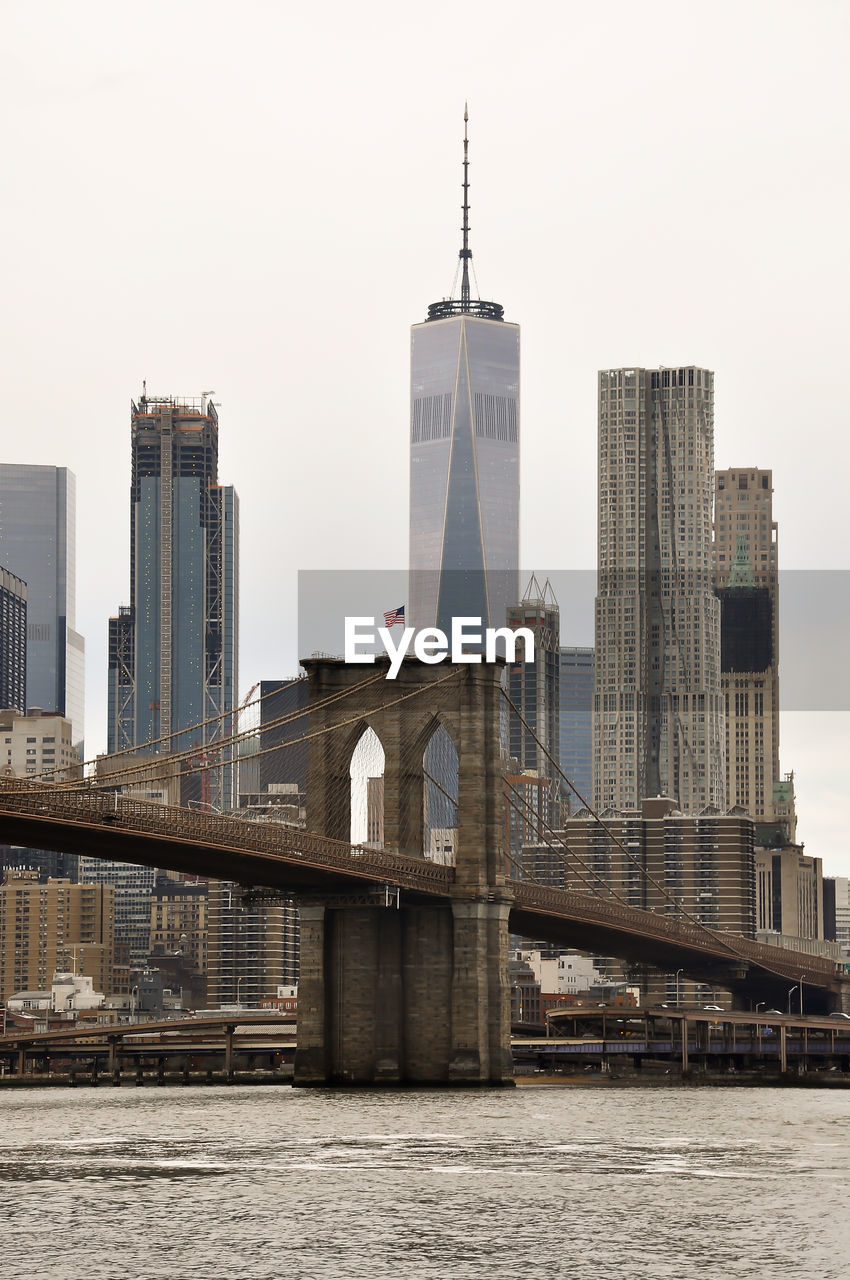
[0,656,845,1085]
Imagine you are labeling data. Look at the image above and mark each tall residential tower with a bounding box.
[108,393,239,808]
[593,367,724,814]
[714,466,795,840]
[409,110,519,632]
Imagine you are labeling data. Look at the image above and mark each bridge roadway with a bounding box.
[0,779,846,1010]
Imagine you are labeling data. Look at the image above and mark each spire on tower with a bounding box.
[460,102,471,306]
[426,106,504,323]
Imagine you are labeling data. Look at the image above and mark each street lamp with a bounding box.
[787,985,798,1015]
[236,976,245,1009]
[799,975,805,1017]
[675,969,683,1007]
[755,1001,765,1014]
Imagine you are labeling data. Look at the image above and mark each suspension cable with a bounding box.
[500,687,745,956]
[19,671,388,792]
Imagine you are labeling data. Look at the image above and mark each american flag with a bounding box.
[383,605,405,627]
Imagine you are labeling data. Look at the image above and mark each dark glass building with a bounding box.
[0,846,78,883]
[238,678,309,809]
[0,566,26,715]
[0,465,85,755]
[559,646,594,811]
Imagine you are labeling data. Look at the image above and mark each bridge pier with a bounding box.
[294,895,513,1086]
[294,658,513,1087]
[107,1036,118,1078]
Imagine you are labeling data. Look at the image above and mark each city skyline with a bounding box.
[1,2,847,870]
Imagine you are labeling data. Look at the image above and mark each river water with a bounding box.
[1,1083,848,1279]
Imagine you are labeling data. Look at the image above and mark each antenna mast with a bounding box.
[460,103,471,307]
[425,105,504,322]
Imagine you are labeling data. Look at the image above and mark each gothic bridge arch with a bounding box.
[296,655,512,1086]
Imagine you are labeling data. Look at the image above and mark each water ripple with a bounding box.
[0,1085,848,1279]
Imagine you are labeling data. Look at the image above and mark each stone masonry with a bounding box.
[293,656,514,1086]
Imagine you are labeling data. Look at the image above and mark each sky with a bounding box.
[1,1,848,869]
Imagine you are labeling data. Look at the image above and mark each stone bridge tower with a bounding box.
[294,656,514,1086]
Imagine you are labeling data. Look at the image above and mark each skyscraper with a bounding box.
[409,111,519,632]
[507,575,560,780]
[713,467,793,835]
[0,465,85,755]
[559,646,594,810]
[108,393,239,808]
[0,566,26,715]
[593,367,724,814]
[505,577,560,877]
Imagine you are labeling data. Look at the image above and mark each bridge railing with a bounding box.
[0,778,455,895]
[0,779,841,986]
[509,879,739,956]
[509,879,840,982]
[721,933,838,982]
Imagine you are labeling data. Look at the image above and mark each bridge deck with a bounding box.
[0,780,844,1002]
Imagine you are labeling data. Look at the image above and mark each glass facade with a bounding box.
[0,465,85,756]
[108,397,239,808]
[0,566,27,712]
[77,856,155,967]
[409,316,520,632]
[559,646,594,810]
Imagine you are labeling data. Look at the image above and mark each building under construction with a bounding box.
[107,393,239,809]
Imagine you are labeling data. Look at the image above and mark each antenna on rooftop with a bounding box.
[426,106,504,323]
[460,103,471,307]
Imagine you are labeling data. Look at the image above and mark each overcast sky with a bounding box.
[2,1,848,869]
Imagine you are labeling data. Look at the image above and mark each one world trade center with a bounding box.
[408,110,520,634]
